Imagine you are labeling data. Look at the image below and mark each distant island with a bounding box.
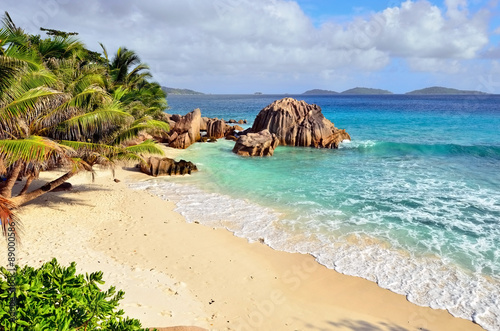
[162,86,490,96]
[406,86,488,95]
[303,87,392,95]
[302,86,489,95]
[161,86,204,95]
[341,87,392,95]
[303,89,339,95]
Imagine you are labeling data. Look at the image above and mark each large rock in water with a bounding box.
[232,129,279,156]
[168,109,202,149]
[141,157,198,176]
[251,98,350,148]
[206,119,227,139]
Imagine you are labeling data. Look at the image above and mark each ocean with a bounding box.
[131,94,500,330]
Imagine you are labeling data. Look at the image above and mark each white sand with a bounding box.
[0,165,483,330]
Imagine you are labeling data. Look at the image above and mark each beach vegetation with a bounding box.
[0,258,154,330]
[0,12,170,231]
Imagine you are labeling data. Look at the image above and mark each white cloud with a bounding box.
[2,0,495,93]
[407,58,464,73]
[364,0,488,59]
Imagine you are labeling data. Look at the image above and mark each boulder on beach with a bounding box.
[167,109,202,149]
[200,117,210,131]
[251,98,350,149]
[232,129,279,156]
[141,157,198,176]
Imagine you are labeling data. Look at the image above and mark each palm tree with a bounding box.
[108,46,151,89]
[101,44,169,119]
[0,13,169,211]
[0,195,19,242]
[37,36,86,61]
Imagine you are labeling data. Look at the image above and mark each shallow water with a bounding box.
[131,94,500,330]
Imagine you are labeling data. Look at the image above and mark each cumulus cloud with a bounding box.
[347,0,489,60]
[2,0,494,93]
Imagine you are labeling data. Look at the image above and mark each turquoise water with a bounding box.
[132,95,500,330]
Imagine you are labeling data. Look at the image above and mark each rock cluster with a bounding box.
[166,109,202,149]
[164,112,247,148]
[232,130,279,156]
[251,98,350,149]
[140,157,198,176]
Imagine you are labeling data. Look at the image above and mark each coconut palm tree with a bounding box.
[108,46,151,89]
[0,14,169,210]
[100,43,168,119]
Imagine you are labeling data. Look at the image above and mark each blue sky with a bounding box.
[297,0,404,21]
[4,0,500,94]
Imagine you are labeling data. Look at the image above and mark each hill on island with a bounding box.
[303,87,393,95]
[406,86,487,95]
[302,89,339,95]
[341,87,393,95]
[161,86,204,95]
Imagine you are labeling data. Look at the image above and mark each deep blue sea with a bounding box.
[132,94,500,330]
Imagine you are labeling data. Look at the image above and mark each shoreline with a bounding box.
[1,165,484,330]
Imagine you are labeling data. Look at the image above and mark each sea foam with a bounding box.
[130,179,500,330]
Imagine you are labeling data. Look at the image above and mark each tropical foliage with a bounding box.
[0,12,170,231]
[0,258,155,330]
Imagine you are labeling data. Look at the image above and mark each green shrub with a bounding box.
[0,258,153,330]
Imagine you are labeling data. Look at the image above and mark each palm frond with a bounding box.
[59,140,120,155]
[56,103,132,140]
[58,84,110,112]
[112,151,146,164]
[99,42,109,65]
[0,195,21,242]
[124,139,164,156]
[0,55,22,92]
[1,87,62,124]
[19,67,58,91]
[0,136,73,167]
[2,12,17,34]
[4,44,44,71]
[31,94,74,134]
[69,157,93,172]
[37,36,85,60]
[112,86,129,101]
[127,63,150,78]
[112,119,169,146]
[68,74,106,94]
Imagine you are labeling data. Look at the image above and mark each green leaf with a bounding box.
[0,135,72,167]
[124,140,164,156]
[56,105,133,140]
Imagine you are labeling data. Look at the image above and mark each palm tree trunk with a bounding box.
[18,174,35,196]
[0,162,23,199]
[9,169,79,207]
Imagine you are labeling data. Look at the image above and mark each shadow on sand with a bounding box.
[295,317,432,331]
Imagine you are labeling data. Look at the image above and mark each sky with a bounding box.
[3,0,500,94]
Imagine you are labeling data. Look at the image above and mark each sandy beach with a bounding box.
[1,161,483,330]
